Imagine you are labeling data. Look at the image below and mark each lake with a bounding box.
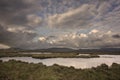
[0,55,120,69]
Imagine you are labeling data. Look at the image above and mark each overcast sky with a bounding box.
[0,0,120,49]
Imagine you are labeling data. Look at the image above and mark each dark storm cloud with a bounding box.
[112,34,120,39]
[0,0,41,48]
[0,0,41,25]
[0,0,27,25]
[0,24,37,48]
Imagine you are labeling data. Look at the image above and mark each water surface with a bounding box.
[0,55,120,69]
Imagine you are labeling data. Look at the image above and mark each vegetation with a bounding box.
[0,52,99,59]
[0,47,120,55]
[0,52,32,58]
[31,53,99,59]
[0,47,119,59]
[0,60,120,80]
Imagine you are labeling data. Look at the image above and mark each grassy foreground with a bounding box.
[0,60,120,80]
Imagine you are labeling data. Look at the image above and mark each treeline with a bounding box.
[0,60,120,80]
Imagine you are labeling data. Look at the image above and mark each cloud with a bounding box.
[48,4,97,28]
[98,1,111,16]
[94,0,120,31]
[6,25,35,34]
[0,0,42,48]
[0,44,10,49]
[46,0,120,32]
[0,0,43,27]
[38,37,46,42]
[79,33,88,38]
[89,29,99,34]
[0,0,120,49]
[0,24,37,48]
[112,34,120,39]
[36,29,120,49]
[27,14,42,27]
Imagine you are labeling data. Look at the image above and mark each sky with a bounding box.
[0,0,120,49]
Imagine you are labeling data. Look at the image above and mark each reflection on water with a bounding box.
[0,55,120,69]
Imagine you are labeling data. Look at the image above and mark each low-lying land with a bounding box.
[0,52,99,59]
[0,60,120,80]
[31,53,99,59]
[0,47,120,59]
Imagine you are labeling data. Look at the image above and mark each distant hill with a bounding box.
[25,47,120,54]
[30,48,75,53]
[75,48,120,54]
[0,47,120,54]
